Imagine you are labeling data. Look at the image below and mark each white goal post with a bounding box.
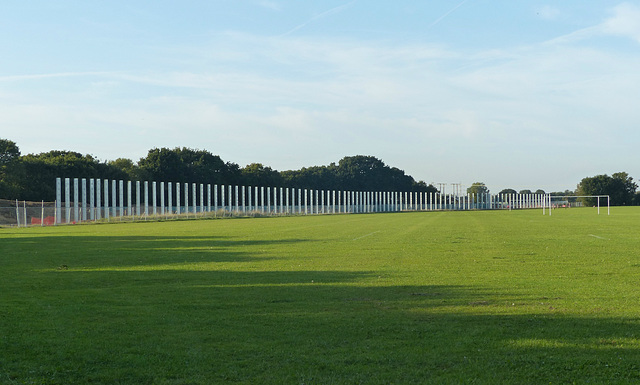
[543,195,610,216]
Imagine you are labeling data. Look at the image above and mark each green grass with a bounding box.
[2,208,640,384]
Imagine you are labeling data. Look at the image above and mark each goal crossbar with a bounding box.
[543,195,610,216]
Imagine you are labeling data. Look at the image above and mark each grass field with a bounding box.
[2,208,640,384]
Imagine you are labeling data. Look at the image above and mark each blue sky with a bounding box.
[1,1,639,193]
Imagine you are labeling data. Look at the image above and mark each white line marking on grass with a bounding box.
[589,234,609,240]
[353,231,381,241]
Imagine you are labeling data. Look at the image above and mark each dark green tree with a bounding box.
[138,147,240,184]
[549,190,575,196]
[279,155,435,193]
[17,151,127,201]
[611,172,637,205]
[281,165,338,190]
[412,180,438,194]
[241,163,283,186]
[336,155,420,191]
[576,172,637,206]
[336,155,388,191]
[467,182,489,195]
[0,139,22,199]
[0,139,20,166]
[498,189,517,195]
[108,158,139,180]
[2,140,440,201]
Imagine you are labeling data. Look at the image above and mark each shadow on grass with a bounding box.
[2,235,640,384]
[4,275,640,384]
[3,235,314,269]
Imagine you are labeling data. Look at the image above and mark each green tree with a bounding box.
[549,190,575,196]
[0,139,22,198]
[241,163,283,186]
[3,141,439,200]
[0,139,20,166]
[412,180,438,194]
[108,158,139,180]
[336,155,420,191]
[17,151,127,201]
[138,147,240,184]
[576,172,637,206]
[576,174,610,206]
[281,165,338,190]
[467,182,489,195]
[279,155,435,193]
[611,172,637,205]
[519,189,532,195]
[498,189,517,195]
[534,189,545,195]
[336,155,388,191]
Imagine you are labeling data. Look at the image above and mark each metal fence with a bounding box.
[0,199,57,227]
[0,177,547,227]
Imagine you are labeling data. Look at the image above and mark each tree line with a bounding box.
[465,173,639,207]
[0,139,435,201]
[466,182,550,197]
[575,172,638,206]
[2,138,637,205]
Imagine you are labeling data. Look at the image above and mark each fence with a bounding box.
[0,177,547,226]
[0,199,58,227]
[0,180,550,227]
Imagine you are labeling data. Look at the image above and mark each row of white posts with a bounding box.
[54,177,548,224]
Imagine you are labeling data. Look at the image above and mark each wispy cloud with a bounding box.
[279,1,356,36]
[539,25,601,46]
[428,0,468,28]
[256,0,281,11]
[3,3,640,190]
[601,2,640,43]
[0,72,112,82]
[541,2,640,46]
